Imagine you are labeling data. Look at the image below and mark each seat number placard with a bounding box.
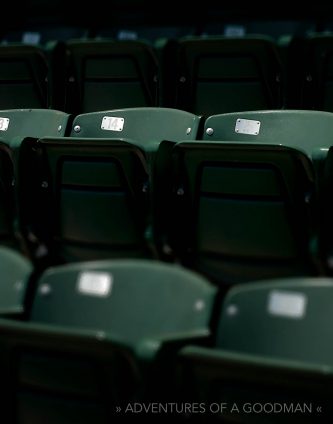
[0,117,9,131]
[78,272,113,297]
[101,116,124,131]
[235,118,260,135]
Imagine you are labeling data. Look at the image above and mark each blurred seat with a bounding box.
[0,246,32,318]
[62,40,159,114]
[165,141,318,285]
[165,36,284,116]
[180,277,333,423]
[317,146,333,273]
[287,34,333,111]
[2,25,89,45]
[0,259,216,423]
[0,44,48,109]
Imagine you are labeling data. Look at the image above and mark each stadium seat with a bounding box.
[18,138,152,263]
[62,40,159,114]
[202,109,333,161]
[0,45,48,109]
[0,109,70,251]
[70,107,202,153]
[0,259,216,423]
[0,108,70,149]
[52,107,201,261]
[165,142,318,285]
[288,34,333,111]
[165,36,284,115]
[0,246,32,317]
[180,277,333,423]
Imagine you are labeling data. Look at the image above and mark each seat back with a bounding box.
[168,142,316,284]
[70,107,201,152]
[217,278,333,359]
[0,110,70,250]
[169,36,284,116]
[19,137,151,263]
[0,109,70,148]
[64,40,159,114]
[180,277,333,423]
[68,108,200,257]
[290,35,333,111]
[0,45,48,109]
[0,259,216,423]
[203,109,333,160]
[31,259,216,341]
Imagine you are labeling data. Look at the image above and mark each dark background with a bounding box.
[3,1,333,32]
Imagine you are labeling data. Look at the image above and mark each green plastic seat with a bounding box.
[180,277,333,423]
[167,36,284,116]
[0,109,70,250]
[63,40,159,114]
[166,141,318,285]
[0,246,32,317]
[70,107,202,153]
[0,44,49,109]
[19,137,152,263]
[0,259,216,423]
[0,108,70,150]
[288,34,333,111]
[203,109,333,161]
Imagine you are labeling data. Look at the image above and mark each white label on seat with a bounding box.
[78,272,112,297]
[101,116,124,132]
[117,30,138,40]
[235,118,261,135]
[22,32,41,45]
[268,290,307,319]
[224,25,246,37]
[0,118,9,131]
